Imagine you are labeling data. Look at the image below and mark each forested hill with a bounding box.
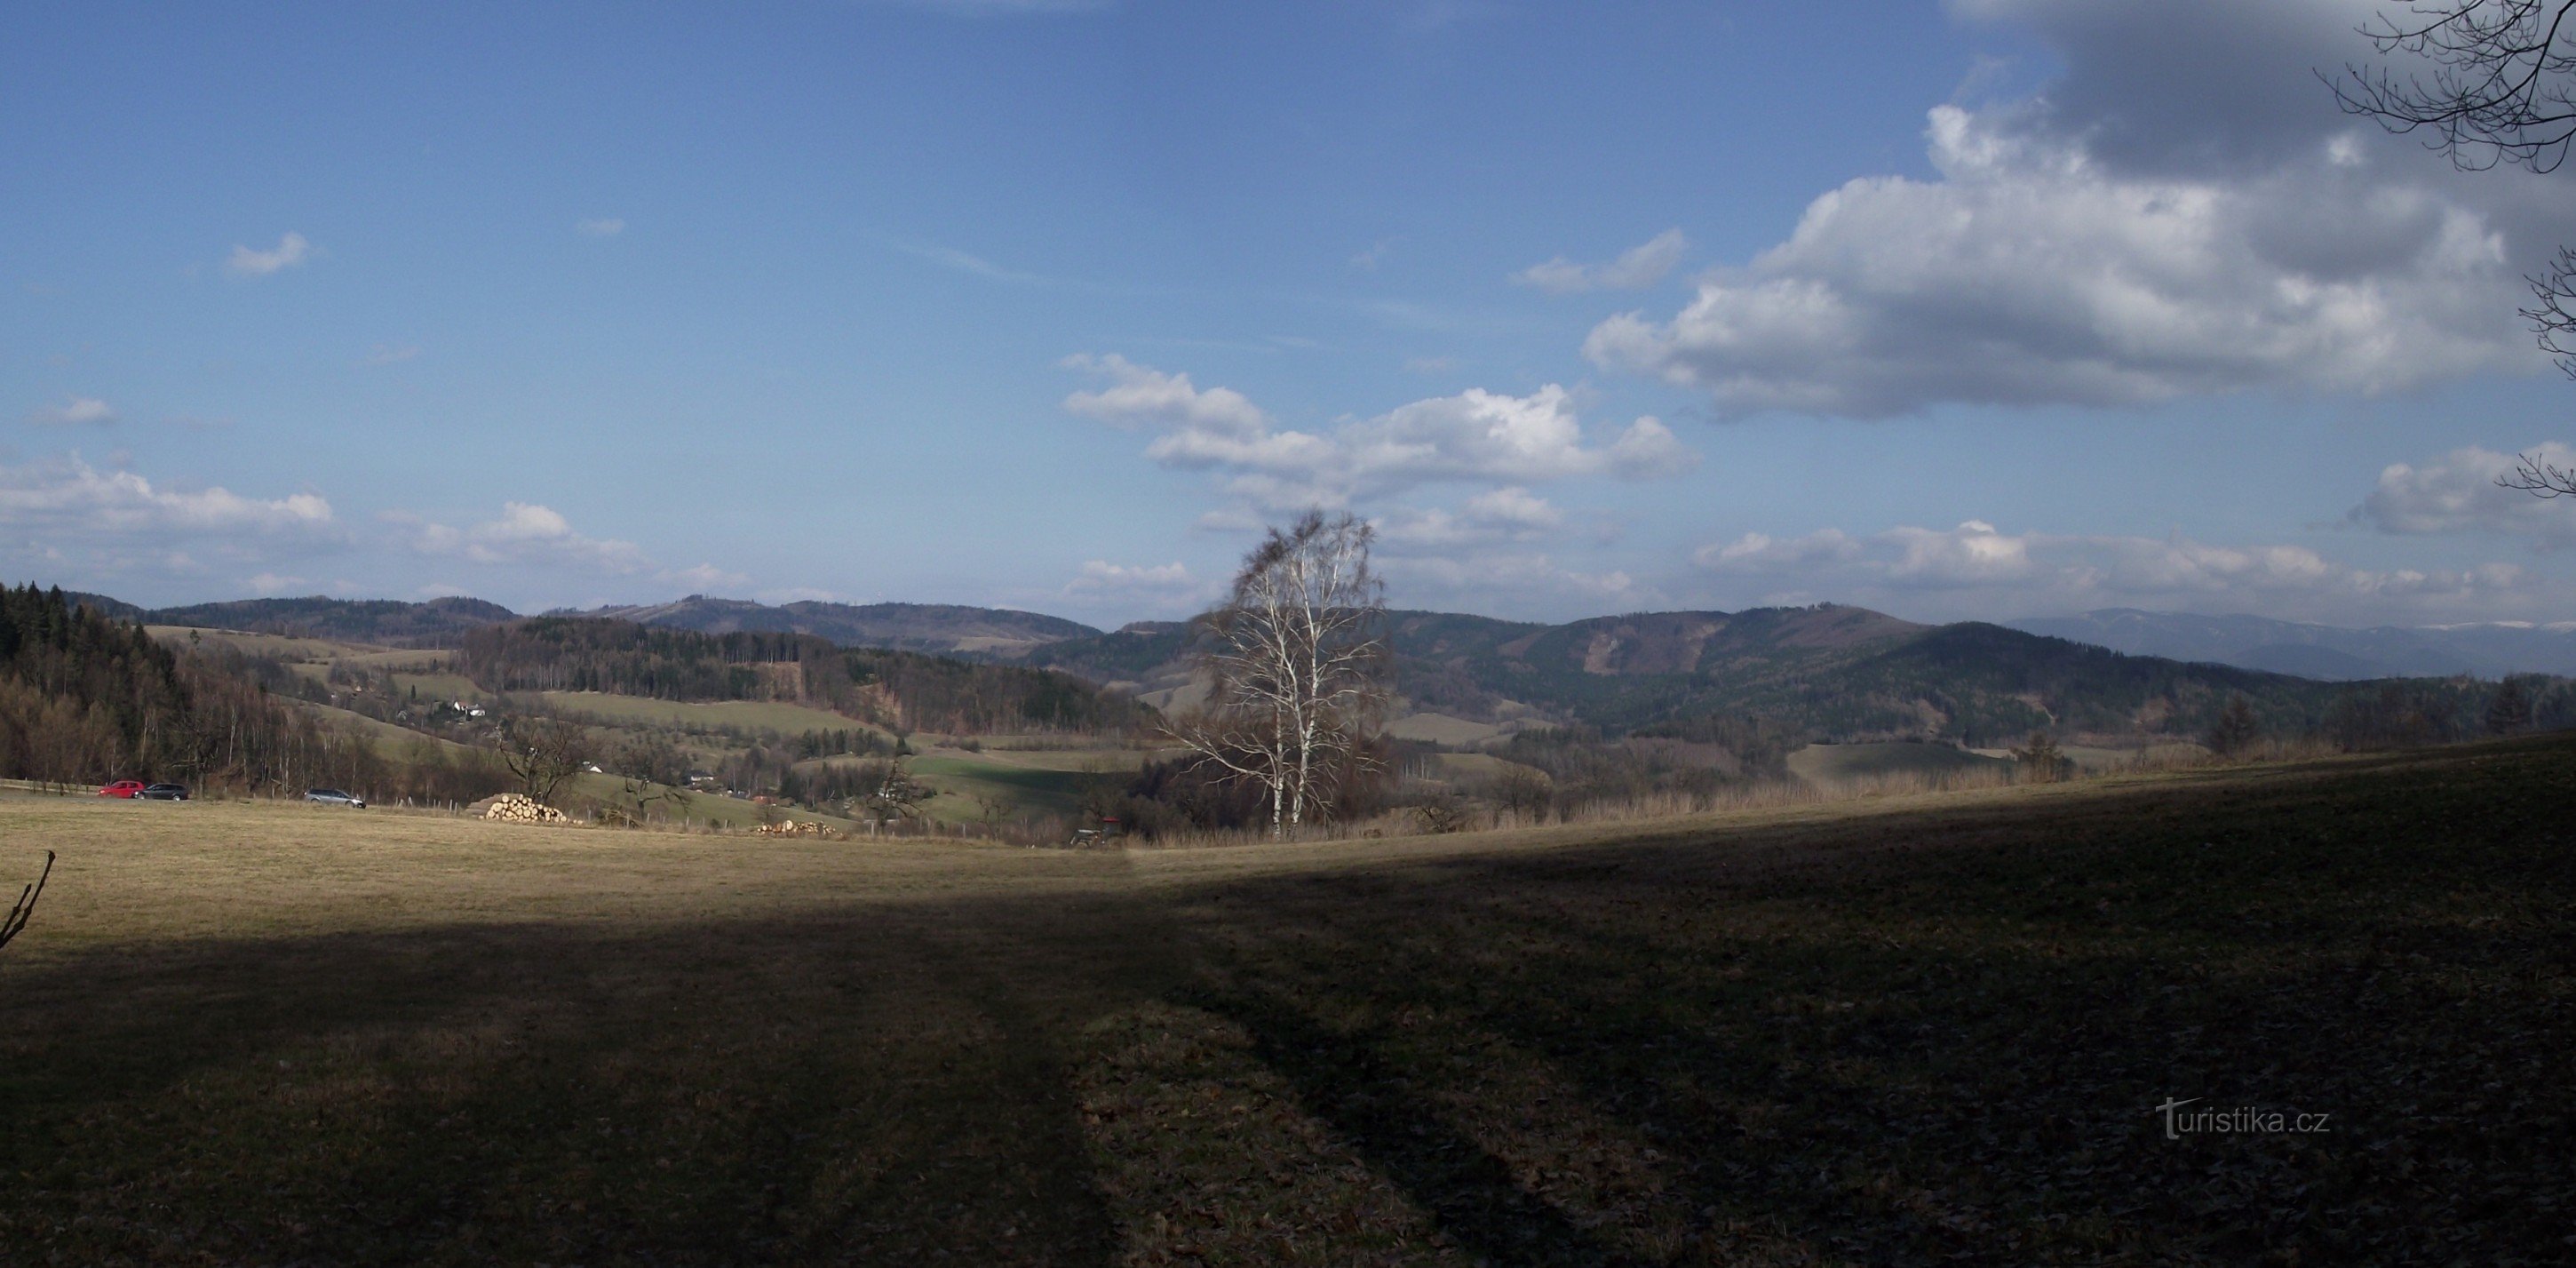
[0,584,452,793]
[101,594,516,645]
[1020,603,2564,746]
[457,617,1144,735]
[0,583,195,778]
[556,596,1101,655]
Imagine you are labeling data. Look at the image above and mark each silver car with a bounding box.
[304,787,367,809]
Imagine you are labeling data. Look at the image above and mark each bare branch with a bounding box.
[2498,448,2576,495]
[2526,244,2576,376]
[1,850,56,954]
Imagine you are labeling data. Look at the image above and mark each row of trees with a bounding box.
[455,618,1143,735]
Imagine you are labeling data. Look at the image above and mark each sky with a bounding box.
[4,0,2572,631]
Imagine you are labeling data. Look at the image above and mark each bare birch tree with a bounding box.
[1167,511,1389,838]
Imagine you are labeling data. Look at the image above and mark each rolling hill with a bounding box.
[1022,603,2540,747]
[2008,608,2576,679]
[559,595,1101,655]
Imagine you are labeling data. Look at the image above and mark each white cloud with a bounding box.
[2352,443,2576,546]
[361,343,419,366]
[1061,354,1272,438]
[1063,355,1697,511]
[27,396,116,427]
[1586,0,2551,417]
[394,502,752,591]
[1515,228,1689,294]
[1379,551,1654,616]
[226,232,314,278]
[0,455,333,537]
[246,571,306,595]
[1696,517,2537,623]
[576,218,625,237]
[403,502,654,574]
[659,562,752,591]
[1060,560,1216,618]
[1374,488,1566,549]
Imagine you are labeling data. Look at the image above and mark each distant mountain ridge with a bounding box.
[36,584,2565,745]
[1014,602,2404,746]
[555,595,1101,654]
[2007,609,2576,680]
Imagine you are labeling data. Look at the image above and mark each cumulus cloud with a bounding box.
[1374,488,1566,549]
[2352,443,2576,546]
[1697,517,2532,622]
[660,562,752,590]
[576,218,625,237]
[225,232,314,277]
[27,396,116,427]
[1585,2,2548,417]
[1379,551,1655,617]
[396,501,750,591]
[1062,355,1697,511]
[1059,560,1216,618]
[402,502,654,574]
[1515,229,1689,294]
[0,455,333,537]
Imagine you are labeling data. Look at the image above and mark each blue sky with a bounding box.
[5,0,2572,628]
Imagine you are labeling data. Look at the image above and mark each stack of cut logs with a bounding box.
[752,819,836,838]
[483,793,569,825]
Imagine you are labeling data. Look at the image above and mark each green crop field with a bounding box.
[3,737,2570,1264]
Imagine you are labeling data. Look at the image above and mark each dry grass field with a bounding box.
[4,737,2572,1264]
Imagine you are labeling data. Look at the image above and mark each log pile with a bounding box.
[752,819,838,839]
[483,794,570,825]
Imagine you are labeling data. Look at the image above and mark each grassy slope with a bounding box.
[1785,739,2015,784]
[3,738,2572,1264]
[533,690,870,736]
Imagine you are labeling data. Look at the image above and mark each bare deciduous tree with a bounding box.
[1167,511,1390,838]
[859,758,937,822]
[2334,1,2576,378]
[2,850,53,955]
[498,717,592,804]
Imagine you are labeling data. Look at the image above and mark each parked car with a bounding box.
[304,788,366,809]
[98,780,145,799]
[140,783,189,801]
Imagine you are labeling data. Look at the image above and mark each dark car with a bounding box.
[140,783,189,801]
[304,788,366,809]
[98,780,144,798]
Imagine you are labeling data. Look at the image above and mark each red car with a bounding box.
[99,780,146,798]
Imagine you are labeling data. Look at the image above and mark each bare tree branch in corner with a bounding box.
[1,851,54,954]
[2498,445,2576,495]
[2334,1,2576,377]
[1167,511,1389,839]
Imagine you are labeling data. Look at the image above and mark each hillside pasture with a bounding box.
[903,749,1117,824]
[1785,738,2013,786]
[533,690,873,738]
[1385,711,1510,746]
[2,738,2567,1264]
[147,626,374,662]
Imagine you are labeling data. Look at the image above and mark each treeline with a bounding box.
[0,584,505,802]
[457,618,1147,734]
[0,585,195,781]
